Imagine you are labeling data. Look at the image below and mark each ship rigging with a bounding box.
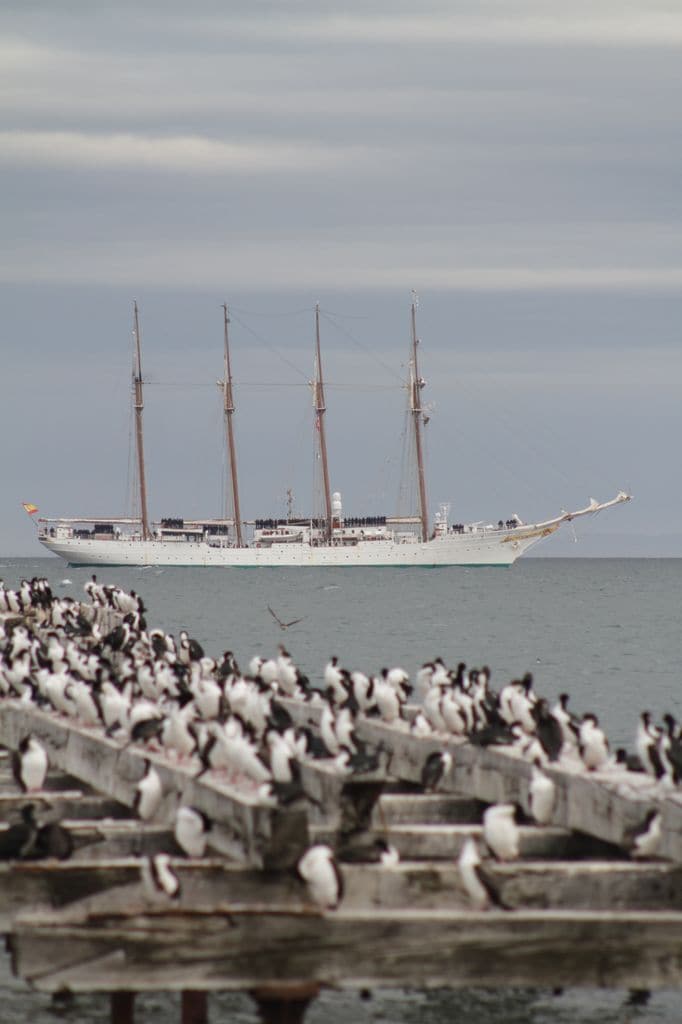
[29,300,631,567]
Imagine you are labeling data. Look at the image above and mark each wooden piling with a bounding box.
[251,984,320,1024]
[111,990,135,1024]
[181,990,208,1024]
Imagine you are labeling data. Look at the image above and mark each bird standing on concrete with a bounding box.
[458,837,507,910]
[175,805,211,857]
[529,761,556,825]
[630,810,662,860]
[420,751,453,792]
[12,736,48,793]
[483,803,520,861]
[579,714,611,771]
[133,761,163,821]
[297,844,344,910]
[141,853,182,900]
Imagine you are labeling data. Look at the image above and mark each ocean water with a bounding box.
[0,556,681,1022]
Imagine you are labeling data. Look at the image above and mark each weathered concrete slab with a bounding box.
[2,856,679,934]
[0,701,308,869]
[10,907,682,992]
[353,718,680,858]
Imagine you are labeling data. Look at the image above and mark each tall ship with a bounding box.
[29,299,630,567]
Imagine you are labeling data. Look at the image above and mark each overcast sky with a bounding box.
[2,1,681,556]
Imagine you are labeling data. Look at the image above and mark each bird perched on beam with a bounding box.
[12,736,48,793]
[133,761,163,821]
[457,838,508,910]
[141,853,181,900]
[483,803,520,861]
[420,751,452,792]
[175,805,211,857]
[297,844,344,910]
[528,760,556,826]
[629,810,662,860]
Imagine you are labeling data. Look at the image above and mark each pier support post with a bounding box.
[251,983,320,1024]
[111,991,135,1024]
[181,990,208,1024]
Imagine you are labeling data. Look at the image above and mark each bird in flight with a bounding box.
[268,606,304,630]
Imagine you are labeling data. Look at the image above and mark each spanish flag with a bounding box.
[22,502,39,515]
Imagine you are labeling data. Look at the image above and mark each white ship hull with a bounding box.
[37,489,630,565]
[39,528,547,568]
[36,493,631,567]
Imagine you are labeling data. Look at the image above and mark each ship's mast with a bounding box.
[221,304,243,547]
[313,303,333,543]
[132,301,151,541]
[410,295,429,543]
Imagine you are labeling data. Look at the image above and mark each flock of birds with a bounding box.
[0,574,678,909]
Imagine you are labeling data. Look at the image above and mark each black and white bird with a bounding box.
[660,714,682,784]
[276,647,308,698]
[296,844,344,910]
[374,837,400,867]
[420,751,453,792]
[373,669,404,725]
[0,804,39,860]
[630,810,662,860]
[457,837,507,910]
[415,661,437,702]
[174,805,211,857]
[319,703,342,756]
[12,735,48,793]
[323,657,348,705]
[133,761,163,821]
[532,699,564,762]
[141,853,182,900]
[411,711,433,737]
[441,690,468,737]
[35,820,74,860]
[528,761,556,826]
[579,713,610,771]
[178,630,204,666]
[483,803,520,861]
[349,670,374,712]
[636,712,665,780]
